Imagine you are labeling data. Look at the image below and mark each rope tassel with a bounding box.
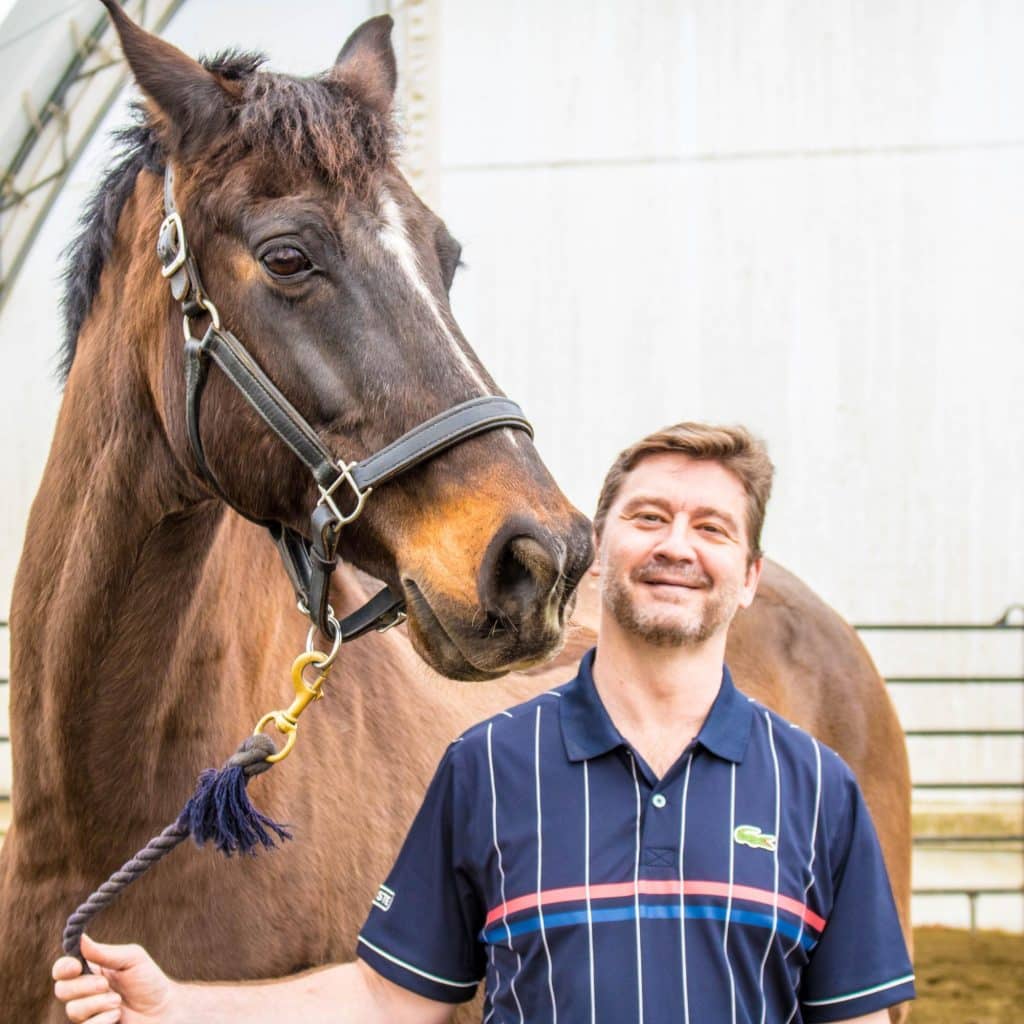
[63,734,290,969]
[181,735,291,855]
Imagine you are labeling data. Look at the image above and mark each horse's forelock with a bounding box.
[233,72,395,188]
[192,49,396,184]
[201,48,266,80]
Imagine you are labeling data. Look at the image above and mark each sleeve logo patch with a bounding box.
[372,884,395,912]
[734,824,777,852]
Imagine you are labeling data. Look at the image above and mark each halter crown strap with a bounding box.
[190,326,337,485]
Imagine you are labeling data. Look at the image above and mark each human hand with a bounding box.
[52,934,174,1023]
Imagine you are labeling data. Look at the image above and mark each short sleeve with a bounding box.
[799,768,915,1022]
[356,744,486,1004]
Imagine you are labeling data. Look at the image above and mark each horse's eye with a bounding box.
[261,246,312,278]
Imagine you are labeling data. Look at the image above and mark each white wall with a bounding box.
[434,0,1024,628]
[4,0,1020,622]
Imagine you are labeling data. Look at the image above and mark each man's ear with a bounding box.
[739,556,764,608]
[587,528,601,576]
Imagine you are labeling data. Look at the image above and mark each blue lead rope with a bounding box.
[62,734,291,971]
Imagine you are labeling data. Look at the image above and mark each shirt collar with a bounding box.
[695,662,754,763]
[559,649,624,762]
[559,648,754,765]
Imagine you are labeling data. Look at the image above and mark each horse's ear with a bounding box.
[331,14,397,115]
[99,0,235,153]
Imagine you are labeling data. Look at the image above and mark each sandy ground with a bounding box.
[911,926,1023,1023]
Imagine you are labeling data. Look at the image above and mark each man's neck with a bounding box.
[591,614,728,778]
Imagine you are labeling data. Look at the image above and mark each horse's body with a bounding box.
[0,8,910,1023]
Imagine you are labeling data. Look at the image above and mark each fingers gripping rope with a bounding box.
[62,734,289,971]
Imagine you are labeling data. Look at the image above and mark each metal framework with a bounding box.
[0,0,185,315]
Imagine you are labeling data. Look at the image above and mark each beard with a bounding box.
[603,558,741,648]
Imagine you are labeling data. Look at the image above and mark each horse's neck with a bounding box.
[9,269,290,850]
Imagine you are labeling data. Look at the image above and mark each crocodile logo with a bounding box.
[734,825,777,852]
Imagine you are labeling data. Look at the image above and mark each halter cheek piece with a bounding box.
[156,165,533,643]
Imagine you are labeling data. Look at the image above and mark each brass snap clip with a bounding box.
[253,651,331,763]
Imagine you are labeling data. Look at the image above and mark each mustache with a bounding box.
[631,561,712,588]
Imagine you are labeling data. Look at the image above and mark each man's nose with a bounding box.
[653,515,697,561]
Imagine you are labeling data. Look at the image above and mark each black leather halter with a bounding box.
[156,166,533,643]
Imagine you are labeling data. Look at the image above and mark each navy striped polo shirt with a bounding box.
[357,649,914,1022]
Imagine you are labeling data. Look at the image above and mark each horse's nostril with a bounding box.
[481,531,561,627]
[498,537,548,600]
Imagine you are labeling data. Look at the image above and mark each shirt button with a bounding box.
[651,794,667,809]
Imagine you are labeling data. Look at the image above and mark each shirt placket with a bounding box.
[627,749,693,1023]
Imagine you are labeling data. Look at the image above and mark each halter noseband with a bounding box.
[156,165,533,644]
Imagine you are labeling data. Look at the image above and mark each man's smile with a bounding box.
[642,578,704,587]
[633,565,712,591]
[643,581,704,595]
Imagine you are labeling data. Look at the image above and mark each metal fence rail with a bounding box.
[855,605,1024,928]
[912,887,1021,932]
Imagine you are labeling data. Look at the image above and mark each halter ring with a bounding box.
[306,612,343,669]
[158,212,186,278]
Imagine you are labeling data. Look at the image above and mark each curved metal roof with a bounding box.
[0,0,183,312]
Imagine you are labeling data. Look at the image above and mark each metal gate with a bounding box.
[856,606,1023,931]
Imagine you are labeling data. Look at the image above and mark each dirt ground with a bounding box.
[911,926,1023,1023]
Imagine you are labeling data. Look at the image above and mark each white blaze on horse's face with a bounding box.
[376,189,491,389]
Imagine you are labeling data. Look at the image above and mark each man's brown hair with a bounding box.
[593,423,775,563]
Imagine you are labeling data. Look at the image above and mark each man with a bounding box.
[53,423,914,1023]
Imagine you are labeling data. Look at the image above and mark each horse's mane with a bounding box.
[59,49,395,383]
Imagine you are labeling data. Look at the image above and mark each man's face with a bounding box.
[596,453,762,647]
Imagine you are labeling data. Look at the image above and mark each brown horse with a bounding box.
[0,6,911,1024]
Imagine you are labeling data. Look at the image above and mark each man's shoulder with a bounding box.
[456,679,577,753]
[740,693,858,788]
[444,675,577,778]
[738,697,867,859]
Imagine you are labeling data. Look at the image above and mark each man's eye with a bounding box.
[699,524,723,534]
[261,246,313,278]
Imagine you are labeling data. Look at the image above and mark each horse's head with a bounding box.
[98,3,592,680]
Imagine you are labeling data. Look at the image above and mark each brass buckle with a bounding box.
[253,651,331,763]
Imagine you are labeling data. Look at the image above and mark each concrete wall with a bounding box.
[434,0,1023,629]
